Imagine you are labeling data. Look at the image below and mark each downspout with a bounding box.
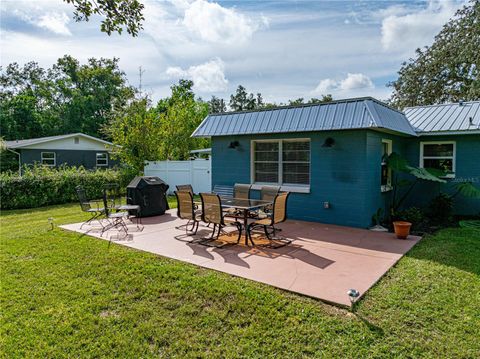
[6,148,21,176]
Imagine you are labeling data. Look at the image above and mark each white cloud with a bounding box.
[36,12,72,36]
[313,73,374,95]
[380,0,464,52]
[182,0,266,44]
[166,58,228,92]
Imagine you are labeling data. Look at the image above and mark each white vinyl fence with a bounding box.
[144,159,211,194]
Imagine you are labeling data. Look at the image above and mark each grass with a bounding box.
[1,202,479,358]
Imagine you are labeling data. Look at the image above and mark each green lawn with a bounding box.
[1,203,479,358]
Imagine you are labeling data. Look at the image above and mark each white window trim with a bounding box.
[41,152,56,167]
[250,138,311,193]
[96,152,109,167]
[381,139,393,192]
[419,141,456,178]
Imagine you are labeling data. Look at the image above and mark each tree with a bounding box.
[64,0,145,36]
[105,98,162,172]
[208,96,227,114]
[0,56,135,140]
[389,0,480,108]
[229,85,263,111]
[155,80,209,160]
[288,95,333,106]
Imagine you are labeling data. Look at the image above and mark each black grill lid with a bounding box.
[127,176,169,189]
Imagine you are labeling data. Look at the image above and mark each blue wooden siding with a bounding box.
[211,130,479,228]
[403,134,480,215]
[212,130,378,228]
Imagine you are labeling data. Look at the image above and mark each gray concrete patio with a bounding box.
[61,210,421,307]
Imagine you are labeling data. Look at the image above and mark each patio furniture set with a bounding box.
[175,184,291,248]
[76,184,143,237]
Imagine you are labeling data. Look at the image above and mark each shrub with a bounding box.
[396,207,425,228]
[0,165,137,210]
[427,193,454,224]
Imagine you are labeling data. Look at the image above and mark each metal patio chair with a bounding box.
[174,190,201,241]
[199,193,242,247]
[234,183,251,199]
[100,187,130,237]
[76,185,105,229]
[105,183,143,230]
[247,192,291,248]
[176,184,195,195]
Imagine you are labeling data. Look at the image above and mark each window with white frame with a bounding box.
[252,139,310,186]
[381,139,392,191]
[420,141,455,177]
[96,153,108,167]
[41,152,56,166]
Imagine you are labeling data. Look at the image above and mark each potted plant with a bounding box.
[393,220,412,239]
[386,153,446,239]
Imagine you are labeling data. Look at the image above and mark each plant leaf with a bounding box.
[455,182,480,198]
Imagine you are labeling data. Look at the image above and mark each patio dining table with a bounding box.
[220,197,273,245]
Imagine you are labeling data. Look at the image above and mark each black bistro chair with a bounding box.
[76,185,105,229]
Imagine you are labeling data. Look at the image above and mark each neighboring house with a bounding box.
[5,133,118,170]
[192,98,479,228]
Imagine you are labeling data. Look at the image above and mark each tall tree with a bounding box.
[105,98,162,172]
[229,85,263,111]
[288,95,333,106]
[389,0,480,108]
[208,96,227,114]
[64,0,145,36]
[0,56,135,140]
[155,80,209,160]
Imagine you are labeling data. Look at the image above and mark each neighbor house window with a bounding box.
[420,141,455,178]
[74,137,79,144]
[252,139,310,186]
[96,153,108,167]
[41,152,56,166]
[381,139,392,192]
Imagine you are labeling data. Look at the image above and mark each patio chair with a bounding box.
[101,187,130,237]
[176,184,195,195]
[247,192,291,247]
[213,184,234,198]
[199,192,242,247]
[76,185,105,229]
[234,183,251,199]
[174,190,201,241]
[105,183,142,230]
[251,185,281,219]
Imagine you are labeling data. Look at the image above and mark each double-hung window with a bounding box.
[96,153,108,167]
[420,141,455,178]
[41,152,56,166]
[252,139,310,187]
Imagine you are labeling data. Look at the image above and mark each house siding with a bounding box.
[212,130,377,228]
[211,130,479,229]
[403,134,480,215]
[19,149,118,169]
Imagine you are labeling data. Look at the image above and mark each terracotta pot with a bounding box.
[393,221,412,239]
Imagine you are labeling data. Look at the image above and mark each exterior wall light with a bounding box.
[228,141,240,149]
[322,137,335,148]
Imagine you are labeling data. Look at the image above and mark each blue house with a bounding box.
[192,98,479,228]
[5,133,119,170]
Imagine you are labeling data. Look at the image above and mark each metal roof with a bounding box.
[192,97,418,138]
[404,101,480,135]
[4,133,114,149]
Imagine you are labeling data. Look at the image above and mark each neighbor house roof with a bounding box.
[4,133,114,149]
[404,101,480,135]
[192,97,418,138]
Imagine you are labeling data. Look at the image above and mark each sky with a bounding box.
[0,0,466,103]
